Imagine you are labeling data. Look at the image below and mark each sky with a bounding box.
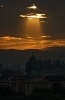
[0,0,65,50]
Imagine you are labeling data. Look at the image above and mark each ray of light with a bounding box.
[23,18,43,38]
[20,4,47,38]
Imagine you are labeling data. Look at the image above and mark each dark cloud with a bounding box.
[0,0,65,39]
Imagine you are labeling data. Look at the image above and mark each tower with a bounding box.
[26,54,39,76]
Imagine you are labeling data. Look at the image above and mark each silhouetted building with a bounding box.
[0,55,65,95]
[9,75,65,95]
[26,54,39,76]
[26,54,65,76]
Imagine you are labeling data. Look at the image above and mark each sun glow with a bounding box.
[27,4,37,9]
[22,18,43,38]
[20,13,46,19]
[20,4,47,20]
[19,4,47,38]
[0,36,65,50]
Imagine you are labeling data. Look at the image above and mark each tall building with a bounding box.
[26,54,39,76]
[26,54,65,76]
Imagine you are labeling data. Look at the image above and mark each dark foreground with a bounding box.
[0,87,65,100]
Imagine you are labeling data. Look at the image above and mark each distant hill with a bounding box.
[0,47,65,71]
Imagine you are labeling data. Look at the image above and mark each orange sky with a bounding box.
[0,36,65,50]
